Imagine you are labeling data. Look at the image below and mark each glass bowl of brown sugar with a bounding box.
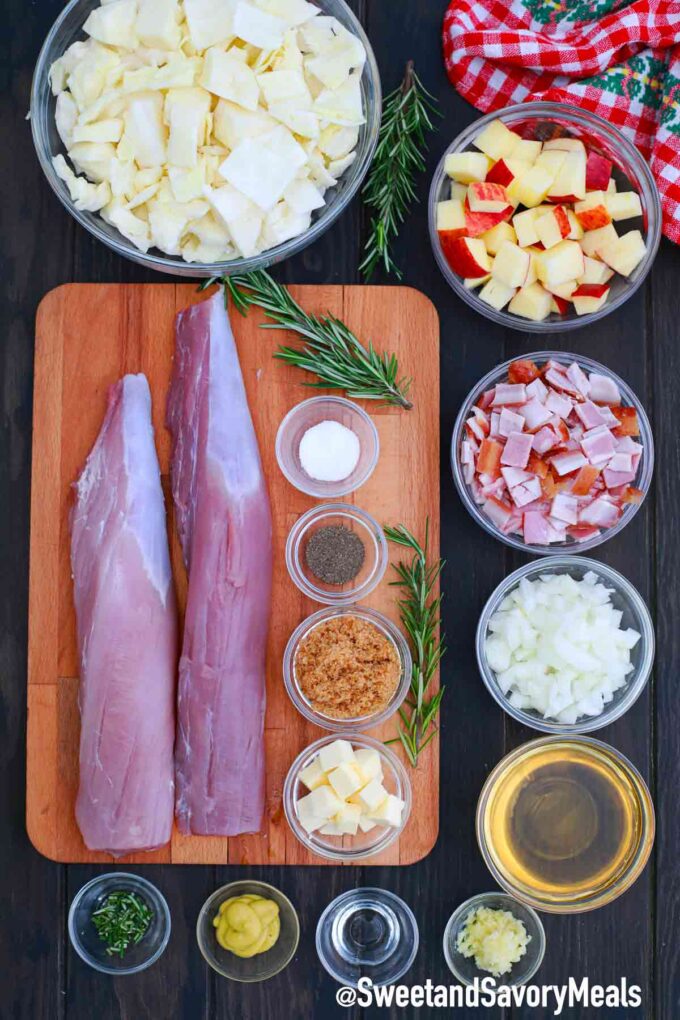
[283,605,412,732]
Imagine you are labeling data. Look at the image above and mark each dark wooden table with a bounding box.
[3,1,678,1017]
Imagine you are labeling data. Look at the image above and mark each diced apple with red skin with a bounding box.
[487,158,530,188]
[473,119,522,161]
[607,178,617,194]
[578,255,614,286]
[574,191,612,230]
[535,240,584,287]
[436,199,466,236]
[535,205,570,249]
[441,236,491,277]
[512,138,542,164]
[535,149,567,178]
[580,222,618,259]
[508,282,552,321]
[572,283,610,315]
[479,278,517,311]
[445,151,489,184]
[481,220,517,255]
[551,294,571,314]
[545,279,578,300]
[513,208,541,247]
[548,150,587,202]
[605,191,642,221]
[468,182,511,213]
[464,273,492,289]
[509,166,554,208]
[586,150,613,191]
[544,137,586,154]
[450,181,467,202]
[566,209,584,240]
[464,199,513,238]
[492,240,531,288]
[599,229,647,276]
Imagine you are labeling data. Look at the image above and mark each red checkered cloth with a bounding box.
[443,0,680,242]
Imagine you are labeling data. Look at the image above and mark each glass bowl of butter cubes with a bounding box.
[283,734,412,861]
[428,102,661,332]
[31,0,381,276]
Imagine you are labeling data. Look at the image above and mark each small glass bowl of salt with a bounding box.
[275,397,380,498]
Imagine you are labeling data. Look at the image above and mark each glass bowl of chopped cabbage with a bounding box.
[476,557,655,734]
[451,351,654,555]
[31,0,381,276]
[443,891,545,987]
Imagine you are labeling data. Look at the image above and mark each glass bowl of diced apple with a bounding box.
[283,734,412,861]
[30,0,381,277]
[428,102,661,331]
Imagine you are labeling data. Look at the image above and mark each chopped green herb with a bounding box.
[91,890,152,958]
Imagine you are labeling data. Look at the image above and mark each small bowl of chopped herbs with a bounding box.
[68,873,171,975]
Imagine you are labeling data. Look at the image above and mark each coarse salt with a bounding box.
[299,420,360,482]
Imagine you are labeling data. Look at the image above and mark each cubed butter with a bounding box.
[327,762,364,800]
[332,802,362,835]
[297,784,343,822]
[298,757,328,791]
[357,814,377,834]
[317,739,355,773]
[350,779,387,813]
[353,748,383,784]
[367,794,404,828]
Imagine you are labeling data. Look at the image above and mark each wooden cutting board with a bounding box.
[27,283,440,866]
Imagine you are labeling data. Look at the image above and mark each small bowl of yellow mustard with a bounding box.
[196,881,300,983]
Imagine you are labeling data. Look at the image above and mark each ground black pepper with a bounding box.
[304,524,366,585]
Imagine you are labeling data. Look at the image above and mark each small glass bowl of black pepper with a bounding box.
[286,503,389,606]
[68,872,171,975]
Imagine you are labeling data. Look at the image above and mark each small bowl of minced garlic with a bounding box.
[443,892,545,987]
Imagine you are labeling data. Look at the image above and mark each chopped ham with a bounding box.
[566,362,591,398]
[523,510,552,545]
[501,466,533,488]
[511,476,542,508]
[579,497,621,527]
[492,383,527,406]
[580,426,616,464]
[551,492,578,525]
[567,524,601,542]
[545,391,572,419]
[544,367,580,395]
[508,359,540,384]
[608,452,633,473]
[483,496,513,529]
[533,425,560,455]
[603,467,637,488]
[501,431,533,468]
[520,397,553,431]
[589,372,621,405]
[477,438,503,478]
[498,407,525,437]
[489,411,501,437]
[526,377,549,403]
[465,416,486,442]
[551,451,588,476]
[574,400,606,430]
[572,464,601,495]
[611,405,640,435]
[478,388,495,410]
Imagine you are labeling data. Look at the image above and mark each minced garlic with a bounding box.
[456,906,530,978]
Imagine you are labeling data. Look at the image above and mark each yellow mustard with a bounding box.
[213,895,280,958]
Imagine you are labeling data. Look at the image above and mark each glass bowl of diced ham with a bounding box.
[451,353,653,554]
[428,102,661,331]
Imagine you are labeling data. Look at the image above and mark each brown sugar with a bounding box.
[295,614,401,719]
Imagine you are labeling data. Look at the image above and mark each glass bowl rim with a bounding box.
[451,349,654,556]
[67,871,171,975]
[475,733,656,913]
[427,100,662,333]
[282,603,412,731]
[275,395,380,498]
[29,0,382,277]
[283,732,413,861]
[442,890,546,987]
[475,554,655,735]
[195,879,300,982]
[285,501,389,605]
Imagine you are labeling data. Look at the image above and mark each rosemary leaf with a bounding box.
[384,521,446,766]
[360,61,440,281]
[200,270,413,409]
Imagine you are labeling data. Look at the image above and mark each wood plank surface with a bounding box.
[2,0,673,1016]
[27,282,440,868]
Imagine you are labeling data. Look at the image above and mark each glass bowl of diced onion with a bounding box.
[475,556,655,735]
[30,0,381,277]
[282,733,412,861]
[451,352,654,556]
[428,102,661,332]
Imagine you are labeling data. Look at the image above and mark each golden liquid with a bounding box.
[479,739,654,912]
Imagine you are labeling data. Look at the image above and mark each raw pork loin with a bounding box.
[71,374,177,855]
[167,291,272,836]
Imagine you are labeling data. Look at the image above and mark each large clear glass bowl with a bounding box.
[30,0,381,277]
[428,102,661,331]
[451,351,654,555]
[475,556,655,735]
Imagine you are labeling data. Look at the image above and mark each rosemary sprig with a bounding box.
[91,891,152,958]
[360,61,440,281]
[200,270,413,409]
[384,521,445,766]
